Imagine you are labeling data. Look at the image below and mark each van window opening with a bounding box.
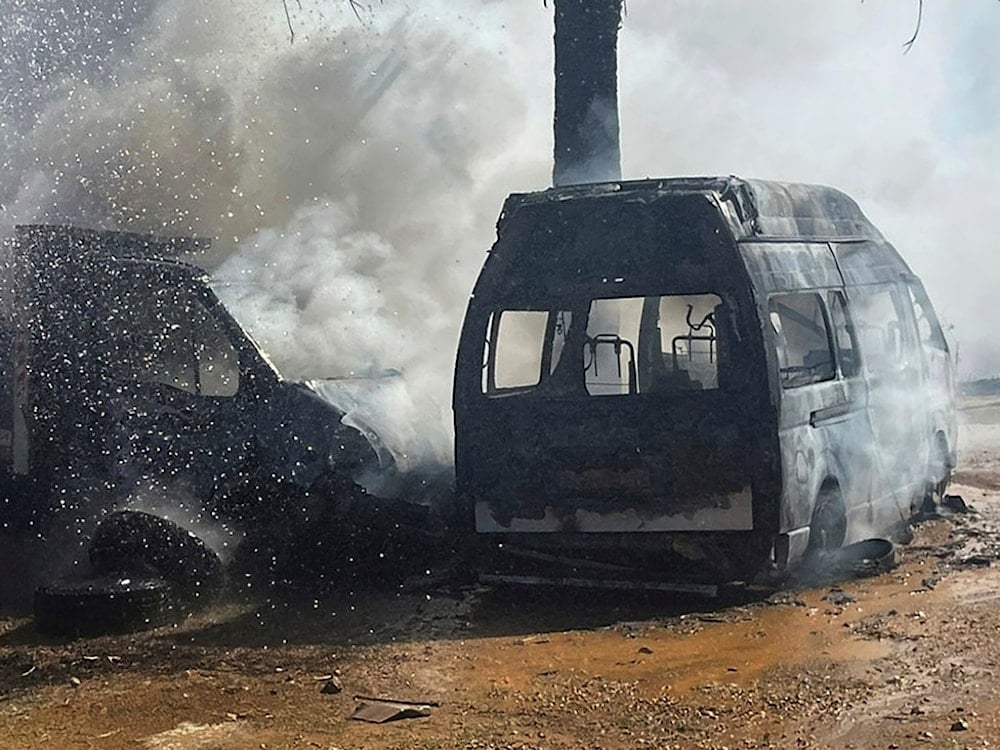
[851,286,916,374]
[104,286,240,397]
[482,293,728,397]
[769,292,836,388]
[906,282,948,352]
[829,291,860,378]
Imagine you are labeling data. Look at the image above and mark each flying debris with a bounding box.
[0,224,445,633]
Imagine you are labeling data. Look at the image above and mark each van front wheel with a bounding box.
[929,435,952,498]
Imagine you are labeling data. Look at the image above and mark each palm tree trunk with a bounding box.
[552,0,624,186]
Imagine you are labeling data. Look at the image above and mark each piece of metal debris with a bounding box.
[957,554,992,568]
[765,591,806,607]
[823,589,856,606]
[320,677,343,695]
[350,696,436,723]
[942,495,970,514]
[696,613,729,623]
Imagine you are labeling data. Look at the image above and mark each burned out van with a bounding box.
[453,177,956,586]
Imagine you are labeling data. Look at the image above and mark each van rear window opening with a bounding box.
[482,293,727,397]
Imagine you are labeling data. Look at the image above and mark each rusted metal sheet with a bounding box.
[474,486,753,533]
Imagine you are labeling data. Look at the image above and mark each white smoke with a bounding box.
[617,1,1000,377]
[2,0,999,455]
[0,1,551,475]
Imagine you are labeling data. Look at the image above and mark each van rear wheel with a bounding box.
[807,488,846,555]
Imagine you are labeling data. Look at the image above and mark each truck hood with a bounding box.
[304,372,455,506]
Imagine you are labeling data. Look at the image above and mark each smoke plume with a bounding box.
[2,1,999,457]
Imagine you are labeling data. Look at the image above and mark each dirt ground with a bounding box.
[4,403,1000,748]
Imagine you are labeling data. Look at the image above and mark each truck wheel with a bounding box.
[89,510,223,604]
[34,576,175,637]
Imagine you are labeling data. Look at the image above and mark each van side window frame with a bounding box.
[828,290,860,379]
[767,291,837,389]
[850,283,918,376]
[905,279,948,353]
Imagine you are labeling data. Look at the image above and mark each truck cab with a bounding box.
[0,225,382,531]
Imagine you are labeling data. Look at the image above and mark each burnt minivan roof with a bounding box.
[502,176,884,243]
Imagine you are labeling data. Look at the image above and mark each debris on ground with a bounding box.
[350,695,438,723]
[765,591,807,607]
[320,676,343,694]
[956,554,992,568]
[942,495,971,514]
[823,589,857,606]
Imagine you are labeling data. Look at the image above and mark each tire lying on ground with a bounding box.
[34,576,176,637]
[89,510,224,604]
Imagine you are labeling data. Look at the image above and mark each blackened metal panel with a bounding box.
[464,393,758,534]
[832,240,913,286]
[474,193,742,304]
[741,180,883,241]
[15,224,207,260]
[773,371,877,538]
[738,242,843,294]
[497,176,889,245]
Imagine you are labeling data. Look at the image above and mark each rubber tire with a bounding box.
[34,576,175,637]
[807,489,847,555]
[919,436,952,515]
[89,510,223,603]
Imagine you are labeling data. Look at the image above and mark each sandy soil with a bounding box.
[3,403,1000,749]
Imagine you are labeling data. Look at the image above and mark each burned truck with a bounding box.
[0,225,391,544]
[454,176,956,587]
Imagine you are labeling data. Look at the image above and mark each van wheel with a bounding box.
[930,434,952,496]
[807,487,846,554]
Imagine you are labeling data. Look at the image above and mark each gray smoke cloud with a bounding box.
[0,0,551,468]
[618,1,1000,377]
[1,1,998,455]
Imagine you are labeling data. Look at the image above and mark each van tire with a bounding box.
[34,576,175,637]
[89,511,223,604]
[807,486,847,554]
[929,434,952,497]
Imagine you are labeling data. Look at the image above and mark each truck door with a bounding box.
[102,281,256,496]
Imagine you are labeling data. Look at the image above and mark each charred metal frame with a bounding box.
[454,176,957,584]
[0,225,380,531]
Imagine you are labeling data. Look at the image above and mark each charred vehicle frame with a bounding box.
[0,225,395,549]
[454,176,956,586]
